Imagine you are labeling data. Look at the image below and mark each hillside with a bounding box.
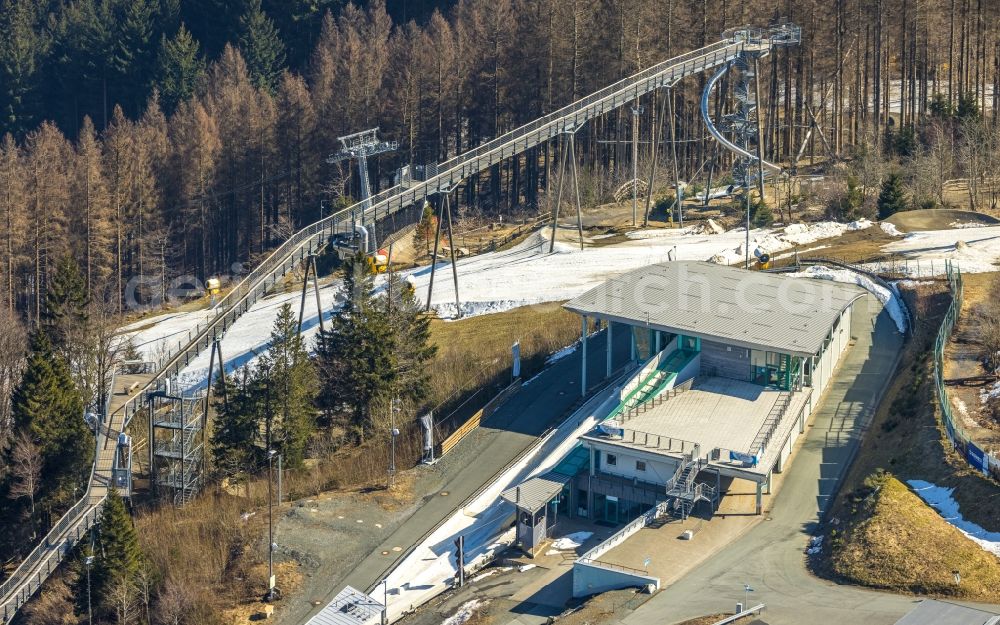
[826,473,1000,601]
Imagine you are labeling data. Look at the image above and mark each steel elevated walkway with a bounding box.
[1,29,796,622]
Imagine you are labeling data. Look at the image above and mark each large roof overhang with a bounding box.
[564,261,865,358]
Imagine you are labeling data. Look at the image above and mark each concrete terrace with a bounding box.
[582,376,810,481]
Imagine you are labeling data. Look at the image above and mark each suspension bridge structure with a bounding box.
[0,24,801,623]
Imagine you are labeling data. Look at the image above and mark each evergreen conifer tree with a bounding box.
[316,253,396,436]
[0,1,45,137]
[413,202,436,255]
[43,254,90,355]
[255,303,317,467]
[877,172,907,219]
[383,273,436,408]
[110,0,156,107]
[11,329,91,507]
[73,489,145,619]
[238,0,285,92]
[155,23,205,113]
[211,369,263,480]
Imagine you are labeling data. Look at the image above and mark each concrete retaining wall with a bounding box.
[573,560,658,598]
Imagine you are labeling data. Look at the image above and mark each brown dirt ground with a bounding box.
[817,283,1000,596]
[886,208,1000,232]
[943,272,1000,452]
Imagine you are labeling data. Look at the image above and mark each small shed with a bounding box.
[305,585,385,625]
[501,471,573,556]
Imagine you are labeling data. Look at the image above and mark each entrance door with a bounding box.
[605,496,619,523]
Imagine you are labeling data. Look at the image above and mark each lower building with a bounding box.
[503,261,865,554]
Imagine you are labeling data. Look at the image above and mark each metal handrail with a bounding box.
[3,35,778,622]
[749,391,792,456]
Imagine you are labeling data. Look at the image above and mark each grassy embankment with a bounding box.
[816,281,1000,601]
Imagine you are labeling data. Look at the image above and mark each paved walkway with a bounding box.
[619,294,1000,625]
[284,327,631,625]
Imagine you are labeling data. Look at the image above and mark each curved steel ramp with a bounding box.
[1,32,790,622]
[700,60,783,177]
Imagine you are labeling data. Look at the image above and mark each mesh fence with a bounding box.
[934,260,1000,481]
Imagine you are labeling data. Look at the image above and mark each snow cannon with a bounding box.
[753,246,771,270]
[367,248,390,274]
[205,277,222,295]
[404,275,417,293]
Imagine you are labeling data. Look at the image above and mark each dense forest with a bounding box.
[0,0,998,321]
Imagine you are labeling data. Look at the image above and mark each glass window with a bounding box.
[681,335,700,351]
[636,460,646,472]
[606,453,617,466]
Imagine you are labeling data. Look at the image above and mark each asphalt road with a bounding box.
[288,325,630,624]
[620,295,1000,625]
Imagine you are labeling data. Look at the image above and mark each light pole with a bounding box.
[266,449,278,601]
[389,399,401,488]
[743,583,754,609]
[85,555,95,625]
[630,105,643,226]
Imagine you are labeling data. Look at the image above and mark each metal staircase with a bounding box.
[0,28,800,623]
[662,448,717,520]
[747,390,794,462]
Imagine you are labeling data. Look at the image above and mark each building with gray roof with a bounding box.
[504,262,870,558]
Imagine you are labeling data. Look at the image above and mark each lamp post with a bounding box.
[743,583,754,609]
[389,399,401,488]
[85,555,95,625]
[266,449,278,601]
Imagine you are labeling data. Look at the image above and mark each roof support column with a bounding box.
[581,315,588,397]
[630,327,637,362]
[755,480,763,515]
[606,322,613,378]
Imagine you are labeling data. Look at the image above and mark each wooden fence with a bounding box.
[439,379,523,455]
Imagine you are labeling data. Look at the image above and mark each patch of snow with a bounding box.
[517,564,537,572]
[907,480,1000,558]
[545,342,579,365]
[470,569,498,583]
[951,221,989,229]
[548,531,593,551]
[847,218,873,231]
[786,265,907,333]
[981,381,1000,404]
[880,224,1000,276]
[893,279,933,289]
[806,535,824,555]
[442,600,485,625]
[880,222,904,237]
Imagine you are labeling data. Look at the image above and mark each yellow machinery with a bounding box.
[205,277,222,295]
[366,248,390,273]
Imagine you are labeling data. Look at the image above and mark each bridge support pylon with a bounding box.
[548,127,586,253]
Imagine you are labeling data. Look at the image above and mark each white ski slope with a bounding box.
[122,217,1000,392]
[411,221,874,319]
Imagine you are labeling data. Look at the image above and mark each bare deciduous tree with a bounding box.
[155,577,194,625]
[0,306,26,446]
[8,432,41,518]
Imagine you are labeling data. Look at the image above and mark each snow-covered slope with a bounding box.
[880,224,1000,275]
[126,217,975,390]
[409,221,875,319]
